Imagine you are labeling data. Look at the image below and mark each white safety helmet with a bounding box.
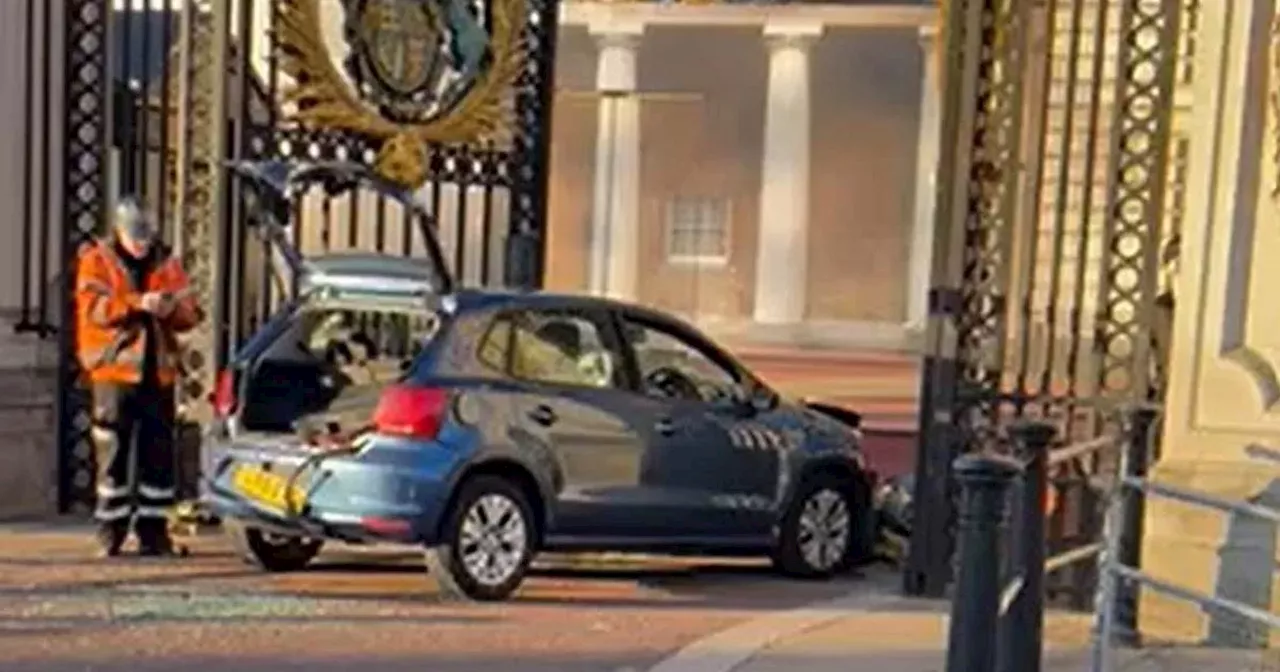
[113,196,156,244]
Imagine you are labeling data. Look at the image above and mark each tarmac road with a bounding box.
[0,525,892,672]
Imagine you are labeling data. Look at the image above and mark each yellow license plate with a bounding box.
[231,464,306,512]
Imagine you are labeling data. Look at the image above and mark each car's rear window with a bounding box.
[294,304,440,380]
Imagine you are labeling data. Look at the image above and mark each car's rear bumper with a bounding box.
[203,484,340,539]
[202,483,428,543]
[200,432,458,545]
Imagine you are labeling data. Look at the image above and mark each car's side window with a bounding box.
[621,318,739,403]
[476,315,514,374]
[478,309,622,389]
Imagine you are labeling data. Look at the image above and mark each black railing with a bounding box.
[944,406,1159,672]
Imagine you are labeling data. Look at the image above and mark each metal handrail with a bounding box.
[996,432,1122,615]
[1092,462,1280,671]
[1048,434,1119,467]
[999,538,1108,617]
[1111,563,1280,630]
[1130,476,1280,524]
[1046,541,1104,573]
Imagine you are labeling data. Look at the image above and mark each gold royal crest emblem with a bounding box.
[273,0,526,187]
[353,1,443,102]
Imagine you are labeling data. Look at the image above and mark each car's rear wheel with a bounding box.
[225,521,323,572]
[425,475,536,601]
[773,474,862,578]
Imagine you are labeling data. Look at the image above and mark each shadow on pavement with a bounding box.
[732,648,1273,672]
[0,609,493,631]
[173,564,892,611]
[0,549,241,568]
[279,557,899,610]
[0,567,277,596]
[0,654,658,672]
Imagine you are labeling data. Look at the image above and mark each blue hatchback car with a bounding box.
[203,161,877,601]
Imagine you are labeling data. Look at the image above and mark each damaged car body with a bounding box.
[202,160,877,600]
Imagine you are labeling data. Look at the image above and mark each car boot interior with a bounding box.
[238,308,429,435]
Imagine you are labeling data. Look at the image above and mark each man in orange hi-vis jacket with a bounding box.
[75,197,202,557]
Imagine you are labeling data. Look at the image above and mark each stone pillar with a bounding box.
[588,24,644,300]
[753,22,821,325]
[0,0,30,313]
[906,25,941,330]
[1139,0,1280,645]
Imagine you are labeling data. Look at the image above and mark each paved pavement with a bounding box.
[652,594,1276,672]
[7,523,1266,672]
[0,524,897,671]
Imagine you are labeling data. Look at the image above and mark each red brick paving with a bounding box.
[0,529,886,671]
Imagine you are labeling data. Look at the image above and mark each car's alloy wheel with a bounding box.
[798,489,851,572]
[426,476,536,601]
[459,493,529,586]
[773,475,858,578]
[225,521,323,572]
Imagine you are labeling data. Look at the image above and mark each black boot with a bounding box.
[95,521,127,558]
[135,518,176,557]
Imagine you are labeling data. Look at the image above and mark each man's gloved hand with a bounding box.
[139,291,166,314]
[156,293,177,318]
[139,292,177,317]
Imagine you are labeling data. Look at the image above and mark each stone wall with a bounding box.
[0,325,57,521]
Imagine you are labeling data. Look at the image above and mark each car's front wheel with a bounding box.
[773,475,860,578]
[225,521,323,572]
[425,475,537,601]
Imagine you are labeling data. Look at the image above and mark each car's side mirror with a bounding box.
[748,385,779,412]
[730,383,777,414]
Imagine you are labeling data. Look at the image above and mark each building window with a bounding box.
[665,197,730,266]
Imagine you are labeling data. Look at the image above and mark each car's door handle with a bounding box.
[655,418,675,435]
[528,404,557,426]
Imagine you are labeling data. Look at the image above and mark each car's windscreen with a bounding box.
[239,303,441,434]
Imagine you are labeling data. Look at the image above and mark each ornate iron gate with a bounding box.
[904,0,1186,598]
[49,0,559,513]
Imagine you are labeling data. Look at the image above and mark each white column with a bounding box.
[905,25,942,330]
[753,23,821,325]
[588,24,644,300]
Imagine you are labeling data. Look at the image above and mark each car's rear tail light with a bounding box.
[210,369,237,417]
[372,384,449,439]
[361,516,414,538]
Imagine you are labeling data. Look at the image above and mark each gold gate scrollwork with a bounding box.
[273,0,527,188]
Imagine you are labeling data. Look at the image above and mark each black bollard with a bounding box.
[997,421,1058,672]
[1112,407,1157,646]
[946,452,1023,672]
